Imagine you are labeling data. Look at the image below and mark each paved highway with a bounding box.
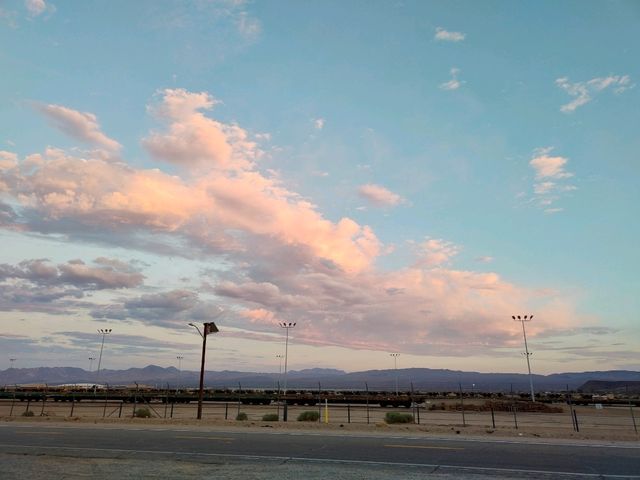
[1,423,639,479]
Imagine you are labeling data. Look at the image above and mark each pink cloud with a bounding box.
[0,89,584,356]
[239,308,277,324]
[35,104,121,152]
[25,0,48,17]
[357,183,404,207]
[220,265,578,356]
[417,238,460,267]
[4,91,382,274]
[142,88,258,171]
[530,150,573,180]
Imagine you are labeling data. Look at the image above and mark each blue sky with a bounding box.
[0,0,638,375]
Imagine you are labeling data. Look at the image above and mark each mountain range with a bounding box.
[2,366,639,392]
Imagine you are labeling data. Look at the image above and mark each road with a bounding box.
[1,422,639,479]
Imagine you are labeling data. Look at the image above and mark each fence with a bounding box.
[1,396,637,436]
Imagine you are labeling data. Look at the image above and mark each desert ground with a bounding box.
[2,398,637,442]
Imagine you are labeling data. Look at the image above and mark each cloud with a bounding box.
[57,330,196,354]
[440,68,464,91]
[474,256,494,264]
[3,91,382,274]
[215,281,315,310]
[357,184,405,207]
[146,0,260,43]
[0,257,143,315]
[213,262,579,356]
[556,75,634,113]
[35,103,121,152]
[529,148,576,211]
[434,27,465,42]
[235,10,261,41]
[0,258,145,290]
[530,150,573,180]
[416,238,460,267]
[239,308,277,324]
[142,88,258,171]
[0,151,18,171]
[90,288,223,328]
[0,88,587,358]
[313,118,325,130]
[25,0,47,17]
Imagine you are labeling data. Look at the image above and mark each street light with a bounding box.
[512,315,535,402]
[276,354,284,391]
[96,328,112,385]
[390,353,400,396]
[9,358,16,369]
[279,322,296,421]
[88,357,96,372]
[176,355,184,392]
[189,322,219,420]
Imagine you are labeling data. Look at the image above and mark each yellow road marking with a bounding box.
[385,444,463,451]
[175,436,234,441]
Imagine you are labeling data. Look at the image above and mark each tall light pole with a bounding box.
[96,328,112,385]
[176,355,184,392]
[390,353,400,396]
[9,358,16,369]
[276,354,284,391]
[88,357,95,372]
[279,322,296,421]
[512,315,535,402]
[189,322,219,420]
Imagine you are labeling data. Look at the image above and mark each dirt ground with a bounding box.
[1,399,638,442]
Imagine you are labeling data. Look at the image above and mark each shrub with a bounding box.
[262,413,279,422]
[134,407,152,418]
[236,412,248,421]
[22,410,35,417]
[297,411,320,422]
[384,412,414,424]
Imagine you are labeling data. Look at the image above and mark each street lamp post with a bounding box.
[390,353,400,396]
[276,354,284,391]
[9,358,16,369]
[96,328,112,385]
[88,357,96,373]
[279,322,296,421]
[512,315,535,402]
[176,355,184,392]
[189,322,219,420]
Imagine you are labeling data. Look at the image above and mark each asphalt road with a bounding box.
[1,423,639,479]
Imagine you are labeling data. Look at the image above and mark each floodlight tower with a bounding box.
[176,355,184,392]
[96,328,112,384]
[279,322,296,421]
[276,354,284,391]
[512,315,535,402]
[390,353,400,396]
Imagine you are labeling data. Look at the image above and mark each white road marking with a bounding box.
[385,444,463,450]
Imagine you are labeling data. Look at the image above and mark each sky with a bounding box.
[0,0,638,376]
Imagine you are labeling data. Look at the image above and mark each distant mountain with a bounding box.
[578,380,640,394]
[2,366,639,393]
